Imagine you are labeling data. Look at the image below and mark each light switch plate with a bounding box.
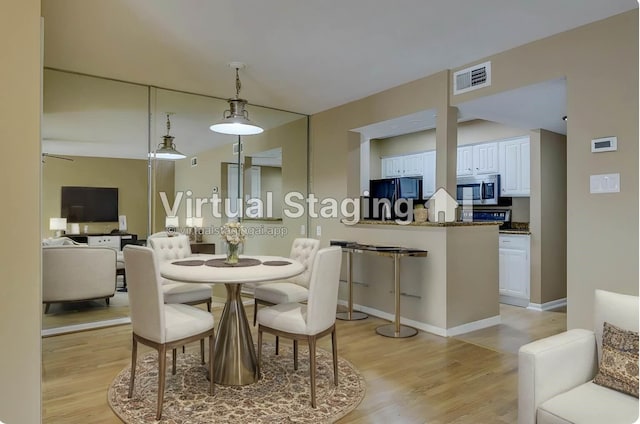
[316,225,322,236]
[590,173,620,193]
[300,225,306,235]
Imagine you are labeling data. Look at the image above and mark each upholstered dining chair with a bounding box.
[252,237,319,316]
[147,233,213,312]
[123,245,215,420]
[257,246,342,408]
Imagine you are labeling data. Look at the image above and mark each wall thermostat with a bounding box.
[591,136,617,153]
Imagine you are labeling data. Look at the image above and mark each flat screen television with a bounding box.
[61,186,119,222]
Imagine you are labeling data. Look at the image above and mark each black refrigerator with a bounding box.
[364,177,422,220]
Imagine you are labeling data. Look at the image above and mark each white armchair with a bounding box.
[518,289,639,424]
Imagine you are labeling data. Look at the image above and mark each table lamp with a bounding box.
[193,217,204,242]
[165,216,179,235]
[49,218,67,237]
[185,217,195,241]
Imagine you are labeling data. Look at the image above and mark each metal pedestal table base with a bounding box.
[213,283,259,385]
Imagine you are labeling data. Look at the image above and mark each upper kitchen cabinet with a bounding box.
[381,153,424,178]
[499,137,530,197]
[456,142,499,176]
[473,142,499,174]
[456,146,474,176]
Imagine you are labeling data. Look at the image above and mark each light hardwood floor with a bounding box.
[42,304,566,423]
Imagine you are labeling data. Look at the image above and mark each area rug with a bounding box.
[108,344,366,423]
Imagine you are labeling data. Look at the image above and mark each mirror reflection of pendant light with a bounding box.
[149,113,186,160]
[209,62,264,136]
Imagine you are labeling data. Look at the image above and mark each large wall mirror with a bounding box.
[41,69,309,334]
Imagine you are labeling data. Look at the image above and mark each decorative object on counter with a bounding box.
[221,220,246,265]
[426,188,458,222]
[413,203,428,223]
[108,346,365,423]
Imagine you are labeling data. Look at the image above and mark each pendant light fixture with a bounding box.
[150,113,186,160]
[209,62,264,136]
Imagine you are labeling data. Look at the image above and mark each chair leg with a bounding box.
[44,303,50,314]
[128,336,138,398]
[206,299,211,313]
[157,346,167,420]
[172,348,177,375]
[209,333,215,395]
[331,327,338,386]
[275,336,279,355]
[257,327,263,379]
[105,297,110,306]
[309,335,317,408]
[293,339,299,371]
[200,339,205,365]
[253,299,258,326]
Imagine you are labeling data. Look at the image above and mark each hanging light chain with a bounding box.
[165,113,172,136]
[235,67,242,99]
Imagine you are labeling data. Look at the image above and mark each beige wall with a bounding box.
[0,0,41,422]
[260,166,283,218]
[452,11,638,328]
[42,156,149,238]
[311,10,638,329]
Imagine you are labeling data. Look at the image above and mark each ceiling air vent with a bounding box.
[453,61,491,95]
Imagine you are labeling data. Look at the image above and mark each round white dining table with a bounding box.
[160,254,304,386]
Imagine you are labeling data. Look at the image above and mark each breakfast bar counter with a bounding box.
[335,220,500,337]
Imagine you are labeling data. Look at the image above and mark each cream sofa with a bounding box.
[518,290,639,424]
[42,245,117,313]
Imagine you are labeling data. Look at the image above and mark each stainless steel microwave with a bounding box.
[456,174,500,205]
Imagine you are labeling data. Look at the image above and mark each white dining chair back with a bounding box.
[148,234,192,262]
[305,246,342,334]
[124,245,166,343]
[287,238,320,288]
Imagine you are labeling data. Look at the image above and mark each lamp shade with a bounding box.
[149,136,186,160]
[165,216,179,228]
[49,218,67,231]
[193,217,204,227]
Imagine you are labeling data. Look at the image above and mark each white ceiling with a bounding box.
[41,1,636,116]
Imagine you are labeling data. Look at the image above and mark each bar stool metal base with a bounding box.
[375,324,418,338]
[336,311,368,321]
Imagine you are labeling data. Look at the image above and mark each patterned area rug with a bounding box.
[108,344,366,423]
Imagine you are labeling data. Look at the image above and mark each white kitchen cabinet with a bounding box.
[402,153,424,176]
[499,234,530,307]
[473,142,499,174]
[382,156,403,177]
[382,153,424,178]
[422,150,436,198]
[499,137,530,196]
[456,146,474,176]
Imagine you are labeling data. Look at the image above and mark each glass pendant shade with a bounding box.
[210,98,263,135]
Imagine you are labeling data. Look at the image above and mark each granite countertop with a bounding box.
[347,219,500,227]
[499,222,531,235]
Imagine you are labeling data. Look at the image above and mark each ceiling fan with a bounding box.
[42,153,74,163]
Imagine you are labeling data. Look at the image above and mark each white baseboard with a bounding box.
[338,300,501,337]
[41,317,131,337]
[526,298,567,311]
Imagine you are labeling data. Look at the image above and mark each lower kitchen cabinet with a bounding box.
[499,234,530,307]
